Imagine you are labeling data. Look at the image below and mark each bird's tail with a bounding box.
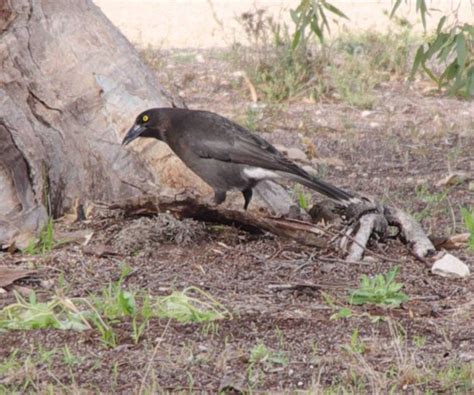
[283,172,357,205]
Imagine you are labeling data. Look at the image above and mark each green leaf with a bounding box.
[390,0,403,19]
[318,4,330,31]
[416,0,428,30]
[310,19,324,43]
[330,307,352,320]
[292,29,302,49]
[118,290,136,316]
[410,46,425,78]
[321,1,348,20]
[348,267,408,307]
[436,16,447,34]
[425,33,448,58]
[440,61,459,85]
[456,33,467,67]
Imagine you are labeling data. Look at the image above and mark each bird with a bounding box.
[122,107,356,210]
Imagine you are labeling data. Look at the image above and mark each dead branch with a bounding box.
[109,193,328,248]
[109,191,437,262]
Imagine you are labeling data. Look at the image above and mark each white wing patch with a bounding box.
[243,167,281,180]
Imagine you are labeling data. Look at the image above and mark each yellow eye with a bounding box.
[142,114,149,123]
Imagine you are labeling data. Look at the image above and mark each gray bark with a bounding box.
[0,0,170,247]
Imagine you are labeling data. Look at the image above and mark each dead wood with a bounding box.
[109,193,328,248]
[109,190,437,262]
[0,266,36,288]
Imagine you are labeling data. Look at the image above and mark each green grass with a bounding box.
[0,291,90,331]
[247,342,289,387]
[349,266,409,307]
[155,286,230,323]
[22,218,56,255]
[461,207,474,250]
[0,270,230,348]
[343,328,366,354]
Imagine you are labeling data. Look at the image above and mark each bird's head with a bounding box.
[122,109,168,146]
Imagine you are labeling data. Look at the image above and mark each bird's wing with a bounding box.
[186,112,306,176]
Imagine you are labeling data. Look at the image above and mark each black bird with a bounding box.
[122,108,356,209]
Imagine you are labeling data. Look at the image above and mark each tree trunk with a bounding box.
[0,0,297,249]
[0,0,175,247]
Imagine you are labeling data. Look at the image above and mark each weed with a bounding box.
[330,307,352,320]
[0,291,90,331]
[294,185,311,210]
[461,207,474,250]
[413,335,426,349]
[22,218,56,255]
[201,321,220,337]
[0,278,229,351]
[62,345,82,367]
[343,328,366,354]
[247,341,288,385]
[244,106,259,131]
[155,286,230,322]
[349,266,409,307]
[436,363,474,392]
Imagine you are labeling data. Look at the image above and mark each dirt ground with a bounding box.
[1,47,473,393]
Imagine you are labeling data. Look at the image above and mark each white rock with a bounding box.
[431,253,470,278]
[369,122,380,128]
[361,110,372,118]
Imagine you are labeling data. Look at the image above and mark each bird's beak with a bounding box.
[122,124,146,146]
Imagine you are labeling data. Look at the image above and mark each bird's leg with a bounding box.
[213,190,227,205]
[242,188,253,210]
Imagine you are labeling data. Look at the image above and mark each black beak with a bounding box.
[122,124,146,146]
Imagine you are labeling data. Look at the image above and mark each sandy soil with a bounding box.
[94,0,474,48]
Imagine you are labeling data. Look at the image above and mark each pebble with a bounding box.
[286,148,307,161]
[431,253,470,278]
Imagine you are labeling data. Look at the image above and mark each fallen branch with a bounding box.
[109,191,438,263]
[109,193,328,248]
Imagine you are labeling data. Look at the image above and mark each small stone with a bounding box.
[302,165,319,178]
[286,147,308,162]
[369,122,380,128]
[469,181,474,192]
[361,110,372,118]
[431,253,470,278]
[195,54,205,63]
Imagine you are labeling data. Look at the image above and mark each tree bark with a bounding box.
[0,0,172,247]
